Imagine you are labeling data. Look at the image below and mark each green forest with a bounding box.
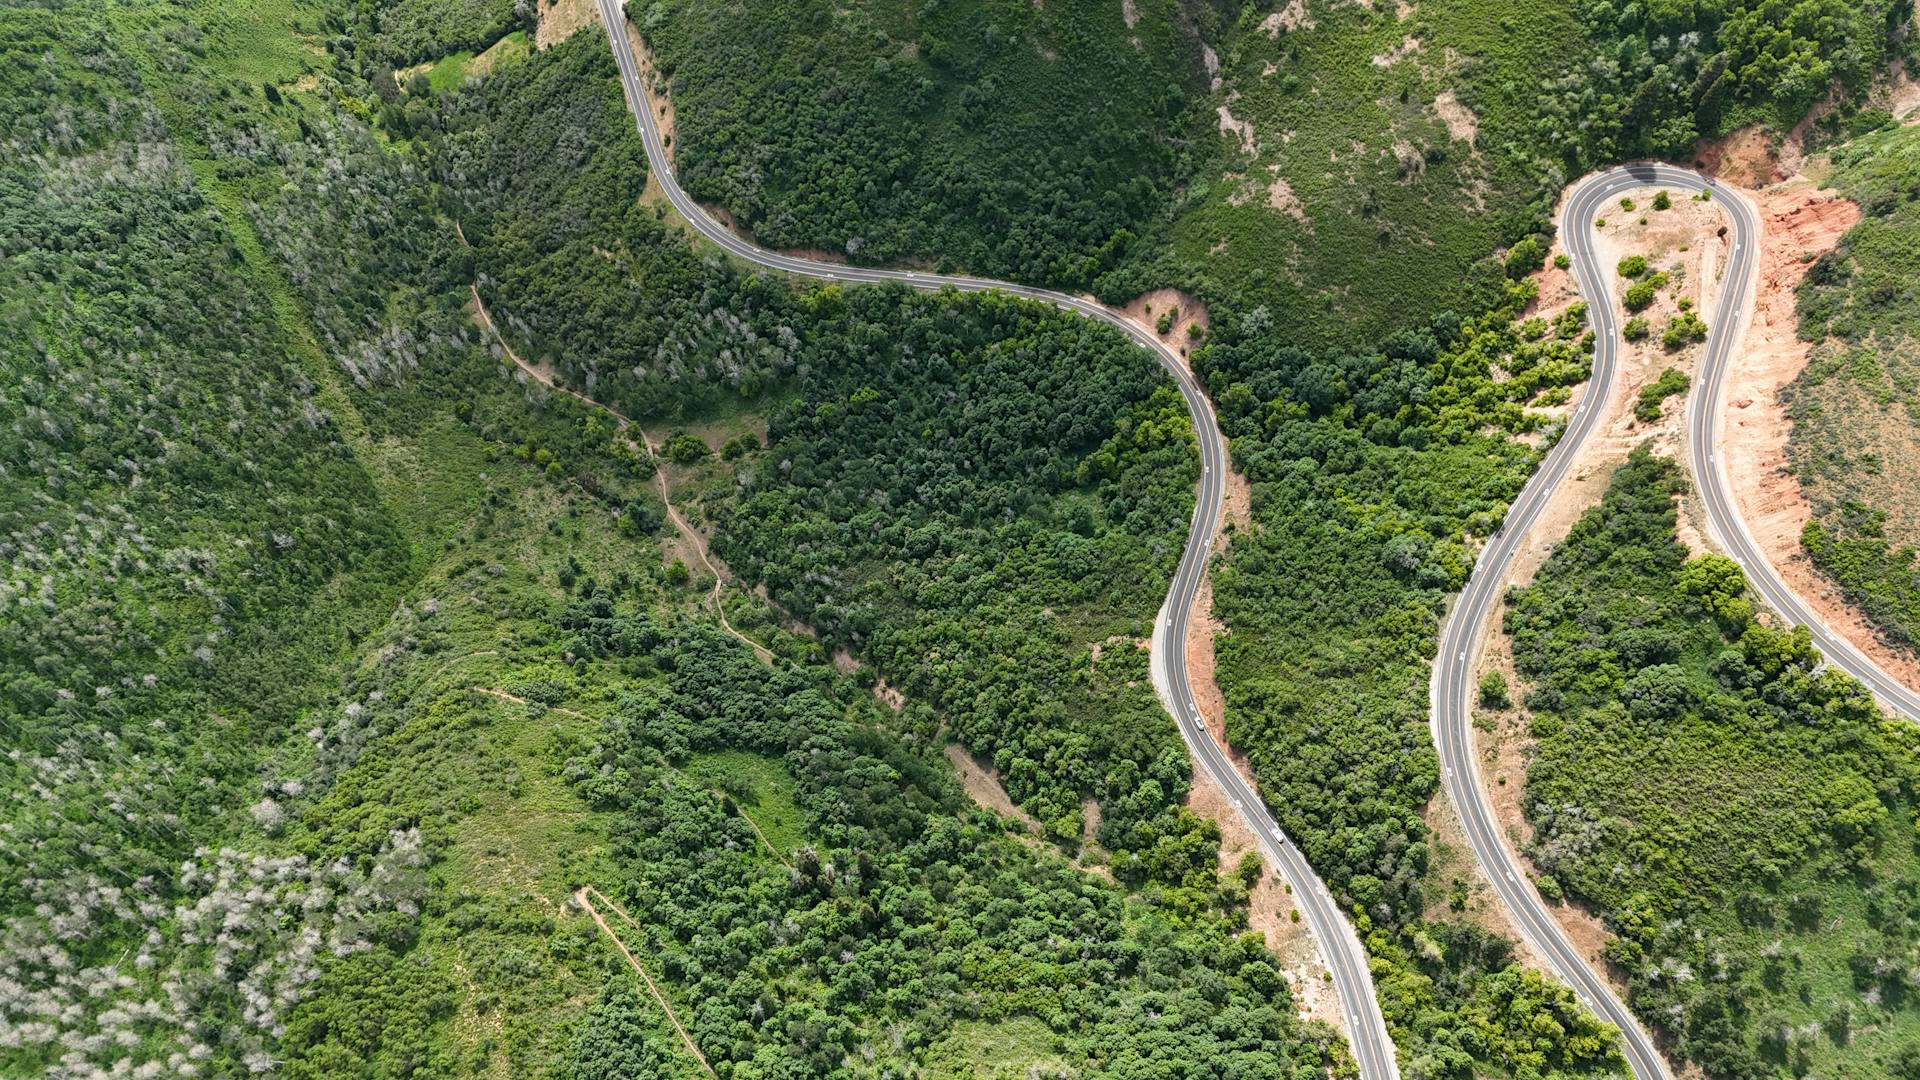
[0,3,1341,1076]
[1787,121,1920,653]
[10,0,1920,1075]
[1506,448,1920,1078]
[639,0,1215,291]
[641,0,1912,349]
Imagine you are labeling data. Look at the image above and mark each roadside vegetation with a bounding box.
[1191,276,1622,1077]
[1505,447,1920,1078]
[640,0,1216,290]
[1635,368,1691,422]
[13,0,1918,1076]
[1788,122,1920,652]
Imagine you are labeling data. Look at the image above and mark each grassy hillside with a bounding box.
[1505,447,1920,1078]
[641,0,1909,350]
[271,484,1351,1077]
[1165,0,1579,350]
[1787,121,1920,652]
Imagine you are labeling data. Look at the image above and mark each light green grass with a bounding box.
[686,750,807,859]
[1173,0,1583,350]
[1705,837,1920,1076]
[363,414,494,561]
[186,0,327,86]
[923,1017,1070,1078]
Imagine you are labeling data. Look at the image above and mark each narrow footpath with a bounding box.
[466,282,771,663]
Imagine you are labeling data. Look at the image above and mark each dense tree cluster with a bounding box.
[0,6,1371,1075]
[433,40,813,418]
[640,0,1215,291]
[259,515,1355,1075]
[709,284,1200,850]
[0,12,430,1075]
[335,0,525,69]
[1508,447,1920,1077]
[1528,0,1907,168]
[561,611,1348,1077]
[634,0,1910,357]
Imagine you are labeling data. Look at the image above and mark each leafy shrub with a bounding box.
[664,432,710,464]
[1504,235,1547,279]
[1623,272,1669,312]
[1634,367,1691,421]
[1479,670,1511,708]
[1662,311,1708,349]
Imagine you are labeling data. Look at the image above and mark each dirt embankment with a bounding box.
[1168,446,1344,1029]
[1695,56,1920,187]
[625,20,676,153]
[1571,186,1729,549]
[1694,102,1920,689]
[1186,758,1344,1029]
[1710,182,1920,689]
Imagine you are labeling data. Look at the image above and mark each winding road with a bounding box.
[1685,193,1920,721]
[591,2,1398,1077]
[1435,162,1920,1080]
[586,11,1920,1074]
[1432,165,1705,1080]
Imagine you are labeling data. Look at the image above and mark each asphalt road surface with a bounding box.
[591,2,1399,1077]
[1430,163,1879,1080]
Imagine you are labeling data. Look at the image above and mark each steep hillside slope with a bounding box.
[641,0,1907,349]
[1,5,1353,1075]
[1789,122,1920,653]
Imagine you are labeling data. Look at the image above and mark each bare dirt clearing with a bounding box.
[1116,289,1210,362]
[944,745,1043,835]
[536,0,598,50]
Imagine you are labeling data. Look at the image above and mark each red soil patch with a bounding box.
[1717,186,1920,690]
[1116,289,1211,362]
